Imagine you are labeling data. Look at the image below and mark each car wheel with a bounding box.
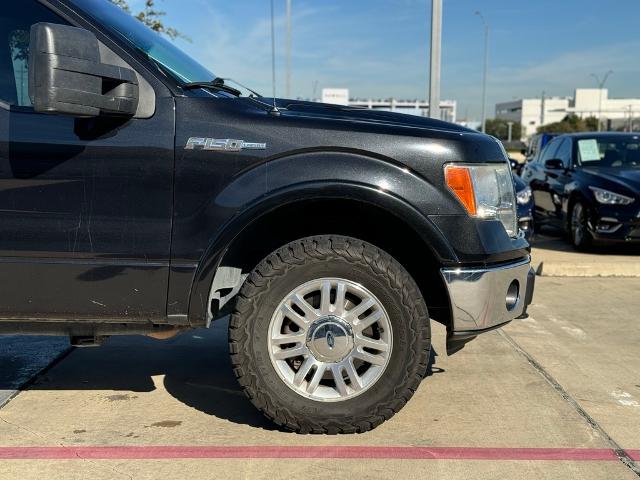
[229,235,431,434]
[570,202,592,250]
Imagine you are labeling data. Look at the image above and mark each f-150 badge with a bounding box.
[185,137,267,151]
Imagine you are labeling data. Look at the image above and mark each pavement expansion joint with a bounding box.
[498,328,640,477]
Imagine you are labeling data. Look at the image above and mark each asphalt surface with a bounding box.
[0,336,69,407]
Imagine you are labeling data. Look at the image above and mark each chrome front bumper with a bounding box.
[441,258,535,354]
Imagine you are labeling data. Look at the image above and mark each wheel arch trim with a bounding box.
[185,181,457,326]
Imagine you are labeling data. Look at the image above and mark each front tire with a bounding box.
[570,202,593,250]
[229,235,431,434]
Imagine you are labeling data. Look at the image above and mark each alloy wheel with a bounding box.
[268,277,393,402]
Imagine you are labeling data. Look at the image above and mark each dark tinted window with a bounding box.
[539,138,561,163]
[68,0,215,84]
[555,138,572,168]
[576,135,640,167]
[0,2,69,106]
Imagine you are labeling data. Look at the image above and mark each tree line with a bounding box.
[483,114,602,140]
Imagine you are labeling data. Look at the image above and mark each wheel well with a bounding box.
[214,199,452,328]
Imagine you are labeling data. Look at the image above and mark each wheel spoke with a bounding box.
[354,310,383,332]
[345,297,375,322]
[334,281,347,316]
[320,280,332,315]
[271,332,306,346]
[290,293,319,320]
[306,364,326,394]
[293,356,316,387]
[353,348,386,366]
[331,365,349,397]
[273,345,308,361]
[344,359,363,391]
[281,304,309,329]
[355,334,390,353]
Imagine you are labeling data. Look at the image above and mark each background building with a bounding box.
[321,88,457,123]
[496,89,640,139]
[496,97,569,139]
[320,88,350,106]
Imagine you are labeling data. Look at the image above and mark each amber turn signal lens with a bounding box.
[445,166,477,215]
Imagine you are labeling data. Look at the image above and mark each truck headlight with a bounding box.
[445,163,518,237]
[588,186,634,205]
[516,186,532,205]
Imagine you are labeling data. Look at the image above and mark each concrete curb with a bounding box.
[534,260,640,277]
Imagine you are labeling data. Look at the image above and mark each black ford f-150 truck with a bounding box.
[1,0,534,433]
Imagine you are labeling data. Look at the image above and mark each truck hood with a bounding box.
[177,96,506,177]
[245,98,474,135]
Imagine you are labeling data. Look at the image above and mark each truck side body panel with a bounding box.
[0,98,175,321]
[170,98,529,322]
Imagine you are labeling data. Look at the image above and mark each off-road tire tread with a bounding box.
[229,235,431,434]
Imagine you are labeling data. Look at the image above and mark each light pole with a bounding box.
[475,11,489,133]
[429,0,442,120]
[286,0,292,98]
[590,70,613,131]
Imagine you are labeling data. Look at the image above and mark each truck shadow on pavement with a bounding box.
[5,318,441,431]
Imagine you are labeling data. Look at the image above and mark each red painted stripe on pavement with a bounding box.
[627,450,640,461]
[0,446,625,461]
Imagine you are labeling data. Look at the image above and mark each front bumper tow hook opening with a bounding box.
[506,280,519,311]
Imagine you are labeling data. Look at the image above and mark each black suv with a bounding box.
[0,0,534,433]
[521,132,640,249]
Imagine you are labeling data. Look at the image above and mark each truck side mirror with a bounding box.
[28,23,139,117]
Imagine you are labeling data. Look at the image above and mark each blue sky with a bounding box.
[128,0,640,120]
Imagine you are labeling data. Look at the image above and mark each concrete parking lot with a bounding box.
[1,240,639,479]
[531,233,640,277]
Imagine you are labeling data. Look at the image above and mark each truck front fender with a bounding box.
[184,150,458,325]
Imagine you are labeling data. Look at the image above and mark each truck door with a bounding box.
[0,2,174,321]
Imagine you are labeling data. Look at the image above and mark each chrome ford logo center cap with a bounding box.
[326,331,335,349]
[307,316,354,363]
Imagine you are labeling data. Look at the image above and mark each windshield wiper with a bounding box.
[221,78,262,98]
[182,78,242,97]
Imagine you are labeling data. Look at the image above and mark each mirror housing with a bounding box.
[29,23,139,117]
[544,158,564,170]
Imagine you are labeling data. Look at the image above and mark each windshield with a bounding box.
[68,0,214,84]
[576,135,640,168]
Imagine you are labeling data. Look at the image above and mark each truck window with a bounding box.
[0,2,69,107]
[67,0,215,85]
